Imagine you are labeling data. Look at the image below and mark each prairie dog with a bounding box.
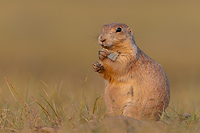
[92,23,170,121]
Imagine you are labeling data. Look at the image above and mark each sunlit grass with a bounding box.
[0,75,199,132]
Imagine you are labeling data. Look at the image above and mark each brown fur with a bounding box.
[92,23,170,121]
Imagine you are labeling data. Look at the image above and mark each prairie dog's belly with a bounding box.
[104,79,155,114]
[104,81,138,113]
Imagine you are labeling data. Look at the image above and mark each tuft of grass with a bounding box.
[4,76,30,120]
[31,96,58,126]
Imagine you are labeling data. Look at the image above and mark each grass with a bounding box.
[0,75,200,133]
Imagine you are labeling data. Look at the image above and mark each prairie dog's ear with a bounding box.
[127,27,133,36]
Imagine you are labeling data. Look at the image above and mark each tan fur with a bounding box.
[93,23,170,121]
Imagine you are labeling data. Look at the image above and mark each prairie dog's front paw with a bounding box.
[92,62,104,73]
[99,48,110,61]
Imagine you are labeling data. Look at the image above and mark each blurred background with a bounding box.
[0,1,200,113]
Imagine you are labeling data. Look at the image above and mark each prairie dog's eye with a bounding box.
[116,27,122,32]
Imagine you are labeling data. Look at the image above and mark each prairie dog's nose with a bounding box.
[99,35,106,42]
[100,38,106,43]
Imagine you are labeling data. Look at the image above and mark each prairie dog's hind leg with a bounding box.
[122,102,161,121]
[122,102,141,119]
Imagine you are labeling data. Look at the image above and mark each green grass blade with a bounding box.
[92,96,100,115]
[31,96,58,126]
[39,94,60,120]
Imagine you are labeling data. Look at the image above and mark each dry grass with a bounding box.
[0,75,200,132]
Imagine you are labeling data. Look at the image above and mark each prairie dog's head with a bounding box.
[98,23,135,50]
